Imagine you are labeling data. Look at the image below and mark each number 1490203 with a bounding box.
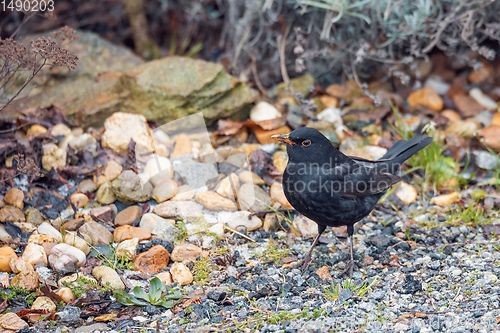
[1,0,54,12]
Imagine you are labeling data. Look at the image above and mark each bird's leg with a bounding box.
[297,224,326,271]
[340,225,356,277]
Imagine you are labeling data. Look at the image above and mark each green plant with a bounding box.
[391,103,459,189]
[259,240,292,265]
[444,202,495,227]
[193,257,211,285]
[89,242,136,271]
[114,277,183,308]
[61,275,99,298]
[322,277,379,300]
[176,220,188,242]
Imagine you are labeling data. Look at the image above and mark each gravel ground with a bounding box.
[21,202,500,333]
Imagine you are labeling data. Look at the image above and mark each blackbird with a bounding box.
[272,127,432,276]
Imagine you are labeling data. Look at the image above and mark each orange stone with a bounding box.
[113,225,151,242]
[0,246,17,273]
[492,112,500,127]
[254,126,291,144]
[441,110,462,123]
[170,133,193,157]
[452,95,483,117]
[408,87,443,112]
[132,245,169,274]
[315,266,332,280]
[478,125,500,150]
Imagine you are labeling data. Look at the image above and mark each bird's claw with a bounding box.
[338,260,357,277]
[295,253,313,272]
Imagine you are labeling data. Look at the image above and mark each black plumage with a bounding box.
[273,127,432,276]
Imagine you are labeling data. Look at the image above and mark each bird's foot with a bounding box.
[338,260,358,278]
[295,253,313,272]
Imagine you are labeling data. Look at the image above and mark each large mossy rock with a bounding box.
[2,31,257,127]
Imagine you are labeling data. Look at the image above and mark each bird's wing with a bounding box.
[322,162,401,199]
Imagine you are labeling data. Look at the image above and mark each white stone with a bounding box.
[116,238,139,261]
[42,143,67,171]
[152,179,178,203]
[209,223,225,236]
[293,215,318,237]
[317,108,343,126]
[142,154,174,181]
[48,243,86,271]
[37,222,62,242]
[67,132,98,156]
[363,146,388,160]
[101,112,155,155]
[139,213,174,231]
[51,123,71,137]
[250,101,282,122]
[424,76,450,95]
[219,211,262,232]
[470,88,497,110]
[21,243,47,268]
[64,232,91,255]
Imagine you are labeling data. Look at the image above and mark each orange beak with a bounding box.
[272,134,295,146]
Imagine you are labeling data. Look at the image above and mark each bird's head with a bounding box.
[272,127,341,164]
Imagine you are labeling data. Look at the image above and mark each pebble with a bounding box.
[263,213,280,232]
[25,207,44,226]
[139,213,174,231]
[430,192,460,207]
[101,112,155,154]
[0,225,12,243]
[453,94,483,117]
[473,150,499,170]
[170,243,202,262]
[155,271,173,285]
[170,262,193,286]
[31,296,56,311]
[407,87,443,111]
[79,179,98,193]
[78,221,113,245]
[293,215,318,237]
[171,184,196,201]
[395,182,417,204]
[239,171,265,185]
[142,155,174,182]
[132,245,170,274]
[272,151,288,174]
[10,268,39,290]
[0,312,28,331]
[270,183,292,208]
[478,125,500,150]
[317,107,343,126]
[96,182,117,204]
[153,201,204,222]
[114,225,151,242]
[4,188,24,209]
[170,133,193,157]
[253,126,291,144]
[92,266,125,290]
[49,243,86,271]
[112,170,153,204]
[195,191,237,211]
[469,87,497,110]
[237,183,272,212]
[250,101,283,123]
[151,221,179,242]
[114,206,142,226]
[215,173,240,199]
[152,179,178,203]
[42,143,67,171]
[0,206,25,222]
[209,223,225,236]
[56,287,77,303]
[97,160,123,186]
[116,238,139,261]
[38,222,62,242]
[70,192,89,209]
[21,243,47,268]
[220,211,262,232]
[64,232,91,255]
[51,123,71,137]
[0,246,17,272]
[445,119,479,138]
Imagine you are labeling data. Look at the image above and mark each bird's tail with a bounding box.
[380,136,433,166]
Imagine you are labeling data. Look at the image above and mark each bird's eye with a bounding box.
[302,139,311,147]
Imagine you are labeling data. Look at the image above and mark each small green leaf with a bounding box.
[149,277,165,303]
[132,286,150,302]
[113,291,148,306]
[158,299,174,308]
[162,293,183,301]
